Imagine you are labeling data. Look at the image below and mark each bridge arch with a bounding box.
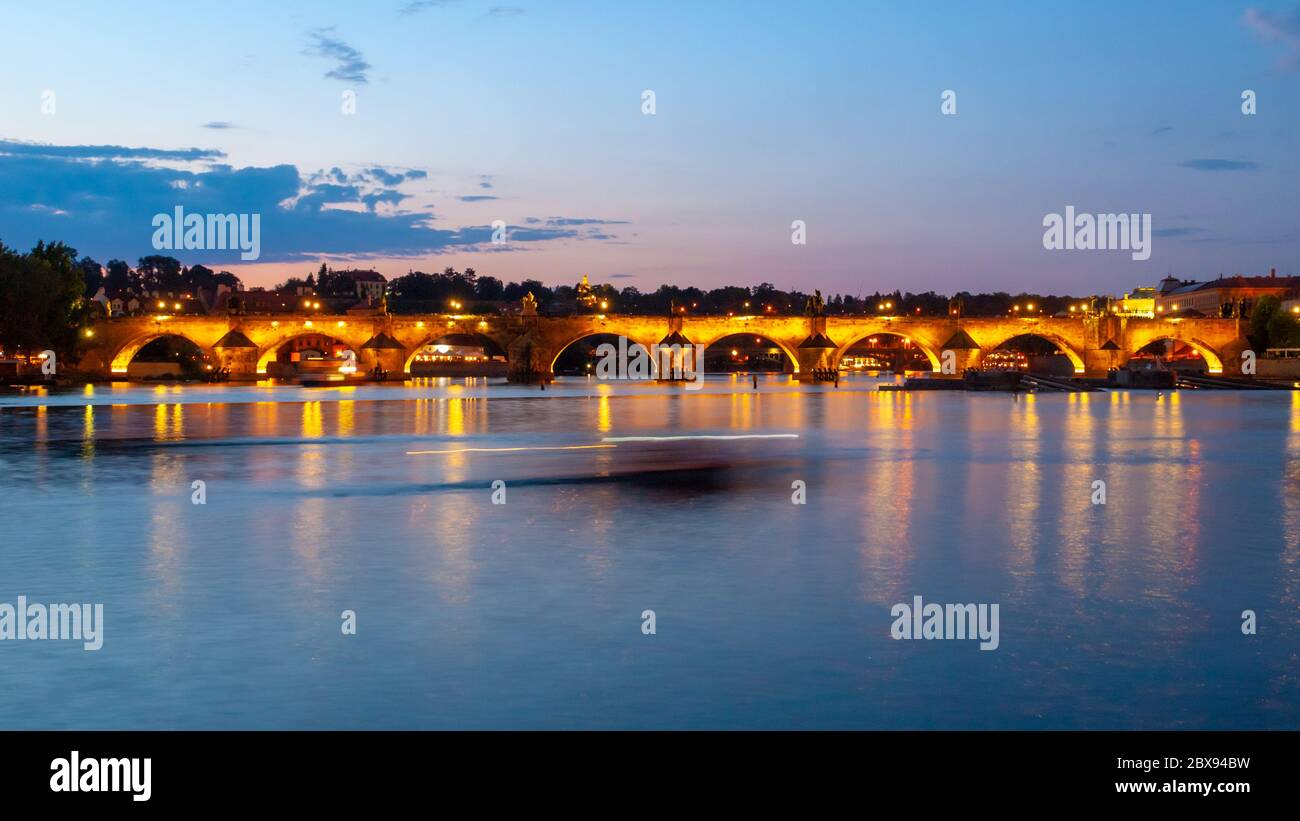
[1129,335,1225,374]
[836,331,942,372]
[698,331,800,373]
[256,330,355,374]
[548,331,658,375]
[110,332,208,374]
[403,332,507,374]
[984,331,1086,374]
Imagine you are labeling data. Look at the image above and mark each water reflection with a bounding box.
[0,380,1295,730]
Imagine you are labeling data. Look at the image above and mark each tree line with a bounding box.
[369,267,1097,320]
[2,235,1297,358]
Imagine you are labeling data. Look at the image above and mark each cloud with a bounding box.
[524,216,629,226]
[1152,227,1205,238]
[607,273,635,279]
[362,189,408,211]
[1244,7,1300,70]
[201,122,239,130]
[0,140,624,263]
[305,28,371,84]
[367,167,427,185]
[0,139,223,162]
[458,195,499,202]
[1177,159,1258,171]
[1149,126,1173,136]
[488,6,525,17]
[399,0,457,15]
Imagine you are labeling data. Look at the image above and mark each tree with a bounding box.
[0,240,89,358]
[78,256,104,298]
[474,275,505,300]
[317,269,357,297]
[104,259,138,294]
[276,276,310,292]
[183,264,216,294]
[137,255,184,294]
[1249,295,1283,349]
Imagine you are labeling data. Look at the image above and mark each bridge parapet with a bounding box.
[79,313,1250,381]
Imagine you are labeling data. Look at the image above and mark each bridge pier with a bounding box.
[506,332,553,383]
[947,348,982,375]
[357,333,406,378]
[1084,348,1127,377]
[793,317,835,382]
[211,330,259,379]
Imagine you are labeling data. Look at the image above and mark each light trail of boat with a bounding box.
[600,434,799,443]
[406,444,617,455]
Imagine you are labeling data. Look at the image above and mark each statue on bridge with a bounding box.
[521,291,538,316]
[804,289,826,317]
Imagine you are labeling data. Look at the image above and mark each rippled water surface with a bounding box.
[1,375,1297,728]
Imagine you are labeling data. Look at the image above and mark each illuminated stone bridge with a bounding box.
[78,312,1251,381]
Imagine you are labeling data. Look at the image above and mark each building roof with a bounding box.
[213,330,257,348]
[361,332,405,350]
[1158,276,1191,294]
[1188,274,1297,291]
[1160,273,1297,297]
[1162,281,1203,296]
[941,329,981,350]
[797,332,838,349]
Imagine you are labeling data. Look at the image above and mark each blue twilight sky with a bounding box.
[0,0,1298,295]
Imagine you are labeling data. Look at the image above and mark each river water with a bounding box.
[0,375,1296,729]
